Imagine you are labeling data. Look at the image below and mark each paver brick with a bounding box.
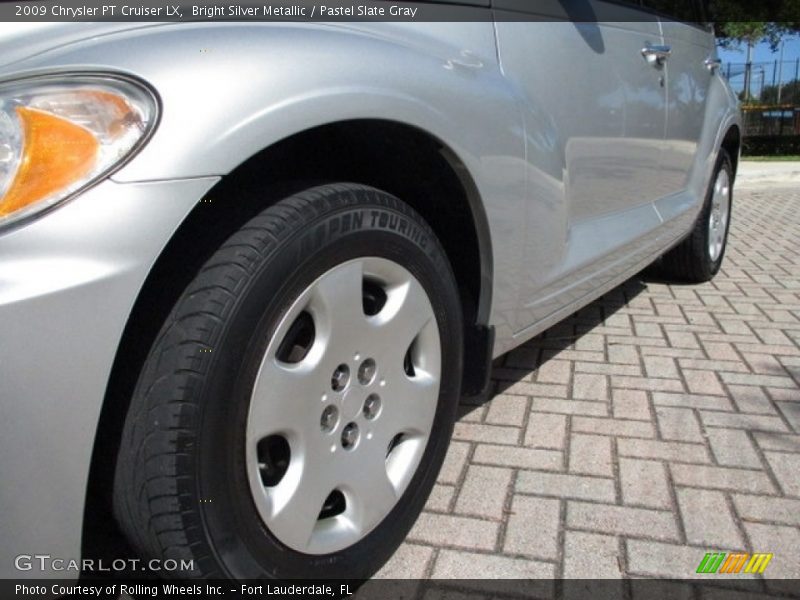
[732,494,800,527]
[612,389,651,421]
[473,444,562,472]
[770,386,800,402]
[618,438,711,464]
[535,359,572,384]
[706,428,762,468]
[777,401,800,432]
[742,352,788,375]
[670,464,775,494]
[569,433,613,477]
[516,471,616,503]
[432,550,555,589]
[571,417,656,439]
[676,488,745,549]
[503,495,560,560]
[642,346,706,359]
[609,376,685,393]
[643,356,679,379]
[665,330,700,349]
[698,411,788,432]
[607,344,640,365]
[562,531,622,579]
[677,357,750,372]
[454,465,513,520]
[700,341,740,361]
[619,458,671,509]
[427,484,456,513]
[531,397,607,416]
[374,544,434,579]
[720,371,798,389]
[683,370,726,396]
[655,407,704,442]
[572,373,609,401]
[408,513,498,551]
[501,381,570,398]
[484,394,528,427]
[651,392,733,411]
[727,384,777,414]
[452,422,520,445]
[437,440,470,485]
[753,431,800,452]
[764,451,800,496]
[524,412,567,449]
[576,361,642,377]
[566,501,680,541]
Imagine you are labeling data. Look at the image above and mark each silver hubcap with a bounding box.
[246,257,441,554]
[708,169,731,262]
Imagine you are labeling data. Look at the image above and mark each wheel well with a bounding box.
[721,125,741,177]
[82,119,493,560]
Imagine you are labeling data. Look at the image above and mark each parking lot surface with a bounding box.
[375,184,800,591]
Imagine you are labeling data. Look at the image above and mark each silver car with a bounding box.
[0,1,740,581]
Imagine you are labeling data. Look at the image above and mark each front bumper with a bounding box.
[0,176,217,578]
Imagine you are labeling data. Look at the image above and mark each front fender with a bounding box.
[3,22,527,338]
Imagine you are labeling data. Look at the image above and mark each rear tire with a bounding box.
[661,150,734,283]
[113,183,463,579]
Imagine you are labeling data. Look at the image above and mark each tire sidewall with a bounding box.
[194,192,463,579]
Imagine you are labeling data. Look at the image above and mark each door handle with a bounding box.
[642,44,672,67]
[704,57,722,72]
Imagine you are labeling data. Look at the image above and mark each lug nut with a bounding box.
[363,394,381,420]
[331,364,350,392]
[320,405,339,433]
[357,358,377,386]
[341,422,359,450]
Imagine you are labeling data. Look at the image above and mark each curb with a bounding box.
[736,161,800,189]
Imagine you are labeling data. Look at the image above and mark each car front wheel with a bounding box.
[113,183,463,579]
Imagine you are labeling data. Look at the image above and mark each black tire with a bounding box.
[112,183,464,579]
[660,149,734,283]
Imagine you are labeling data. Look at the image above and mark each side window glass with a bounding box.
[641,0,700,22]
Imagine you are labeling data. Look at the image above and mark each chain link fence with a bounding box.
[723,59,800,105]
[722,59,800,154]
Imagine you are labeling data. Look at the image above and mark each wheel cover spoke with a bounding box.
[245,257,441,554]
[371,275,434,354]
[343,444,399,533]
[248,357,324,441]
[265,450,334,551]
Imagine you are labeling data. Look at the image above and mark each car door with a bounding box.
[650,0,717,227]
[493,0,670,332]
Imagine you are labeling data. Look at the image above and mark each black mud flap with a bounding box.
[461,323,494,400]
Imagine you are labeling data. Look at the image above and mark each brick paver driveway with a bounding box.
[375,186,800,591]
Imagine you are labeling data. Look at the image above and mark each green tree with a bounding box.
[708,1,800,100]
[760,79,800,104]
[708,1,799,50]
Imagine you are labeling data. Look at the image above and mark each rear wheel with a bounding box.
[661,150,733,282]
[113,183,463,579]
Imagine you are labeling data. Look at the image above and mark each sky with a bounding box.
[718,33,800,65]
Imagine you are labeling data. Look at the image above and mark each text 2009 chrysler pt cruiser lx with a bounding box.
[0,0,740,581]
